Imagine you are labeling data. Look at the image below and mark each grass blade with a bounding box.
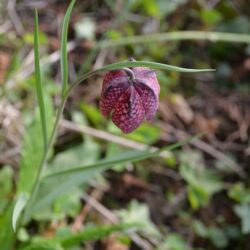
[12,193,28,232]
[61,0,76,98]
[44,135,200,179]
[34,9,47,150]
[95,60,215,73]
[98,31,250,49]
[45,148,163,178]
[0,203,15,249]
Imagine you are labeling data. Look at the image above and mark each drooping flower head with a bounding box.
[99,65,160,133]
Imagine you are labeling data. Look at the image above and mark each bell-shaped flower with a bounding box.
[100,67,160,133]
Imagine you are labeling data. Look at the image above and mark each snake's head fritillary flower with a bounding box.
[99,65,160,133]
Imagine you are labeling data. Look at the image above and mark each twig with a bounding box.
[72,189,103,232]
[7,0,24,35]
[60,119,171,158]
[0,21,12,34]
[0,146,20,164]
[16,1,48,9]
[61,119,150,149]
[82,192,117,223]
[93,49,108,70]
[82,192,153,250]
[6,41,76,90]
[156,116,245,178]
[205,0,221,8]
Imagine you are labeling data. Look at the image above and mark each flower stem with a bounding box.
[21,70,99,223]
[122,67,136,81]
[21,100,66,223]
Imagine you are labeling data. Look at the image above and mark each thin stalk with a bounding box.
[97,31,250,48]
[122,68,136,81]
[21,68,100,223]
[21,101,66,223]
[34,9,48,151]
[61,0,76,98]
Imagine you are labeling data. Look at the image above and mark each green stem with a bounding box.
[21,69,99,223]
[81,31,250,75]
[21,101,66,223]
[34,9,48,152]
[97,31,250,48]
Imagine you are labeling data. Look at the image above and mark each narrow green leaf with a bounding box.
[0,203,16,249]
[61,0,76,98]
[12,193,29,232]
[0,166,13,214]
[97,31,250,49]
[34,9,48,151]
[45,134,201,178]
[23,135,200,221]
[46,147,162,179]
[94,60,215,73]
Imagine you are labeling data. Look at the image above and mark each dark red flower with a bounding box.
[99,67,160,133]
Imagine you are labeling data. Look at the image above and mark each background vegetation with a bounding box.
[0,0,249,249]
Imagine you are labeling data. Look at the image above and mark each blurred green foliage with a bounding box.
[0,0,249,249]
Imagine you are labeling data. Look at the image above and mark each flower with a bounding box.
[99,66,160,133]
